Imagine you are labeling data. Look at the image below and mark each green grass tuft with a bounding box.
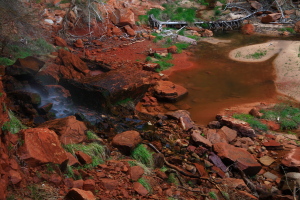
[233,113,268,131]
[86,130,99,140]
[246,49,267,59]
[1,110,27,134]
[0,57,14,66]
[132,144,154,168]
[138,177,152,193]
[63,142,106,168]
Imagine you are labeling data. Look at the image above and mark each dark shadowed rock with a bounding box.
[64,188,96,200]
[217,115,256,137]
[154,81,188,102]
[207,121,221,129]
[38,116,87,145]
[191,129,212,148]
[130,166,144,181]
[18,128,68,167]
[60,66,153,111]
[281,147,300,171]
[112,130,142,155]
[213,142,261,176]
[8,90,41,106]
[5,56,45,77]
[208,152,227,172]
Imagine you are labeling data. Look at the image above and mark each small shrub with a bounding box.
[154,61,174,72]
[178,29,185,36]
[138,15,149,25]
[138,178,152,193]
[174,43,190,53]
[145,56,152,62]
[132,144,154,168]
[2,110,27,134]
[233,113,268,131]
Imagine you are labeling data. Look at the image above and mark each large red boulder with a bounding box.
[112,130,142,155]
[154,81,188,102]
[213,142,261,176]
[18,128,68,167]
[38,116,87,145]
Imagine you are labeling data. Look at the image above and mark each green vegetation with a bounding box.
[115,98,133,106]
[86,130,99,140]
[0,57,14,65]
[138,177,152,193]
[260,104,300,130]
[1,110,27,134]
[26,184,58,200]
[63,142,106,168]
[278,27,295,34]
[174,43,190,53]
[209,191,218,200]
[246,49,267,59]
[167,173,179,185]
[132,144,154,168]
[146,4,197,23]
[233,113,268,131]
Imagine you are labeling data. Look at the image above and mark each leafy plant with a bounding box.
[145,56,152,62]
[138,177,152,193]
[233,113,268,131]
[0,57,14,66]
[132,144,154,168]
[2,110,27,134]
[63,142,106,168]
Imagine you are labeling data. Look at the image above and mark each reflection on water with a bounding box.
[169,32,287,125]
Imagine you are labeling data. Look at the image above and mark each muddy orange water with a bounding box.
[169,32,291,125]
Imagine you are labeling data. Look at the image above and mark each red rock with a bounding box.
[112,130,142,155]
[74,39,84,48]
[143,63,160,72]
[211,166,225,178]
[202,29,213,37]
[260,119,280,131]
[194,163,209,178]
[66,152,80,166]
[167,110,194,130]
[64,178,74,188]
[130,166,144,181]
[18,128,68,167]
[124,25,136,36]
[205,128,227,144]
[250,1,262,10]
[218,126,237,142]
[155,170,168,180]
[65,188,96,200]
[133,182,148,196]
[220,178,247,189]
[38,116,87,145]
[83,179,95,191]
[8,56,45,76]
[58,49,89,76]
[154,81,188,102]
[111,26,122,36]
[261,13,281,23]
[9,170,22,184]
[55,36,68,47]
[237,191,258,199]
[100,179,119,190]
[50,173,62,184]
[249,108,263,118]
[263,140,283,150]
[73,179,84,189]
[294,21,300,33]
[110,8,135,26]
[213,142,262,176]
[217,115,256,137]
[281,147,300,171]
[75,151,92,165]
[191,129,212,148]
[167,46,177,54]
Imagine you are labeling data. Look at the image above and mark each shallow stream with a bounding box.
[169,32,294,125]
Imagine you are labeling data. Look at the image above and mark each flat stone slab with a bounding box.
[282,147,300,171]
[213,142,261,176]
[259,156,276,166]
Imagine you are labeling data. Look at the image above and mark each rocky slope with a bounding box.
[0,0,300,200]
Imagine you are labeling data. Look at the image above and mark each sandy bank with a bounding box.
[229,40,300,102]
